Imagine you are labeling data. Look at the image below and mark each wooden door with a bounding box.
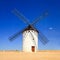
[31,46,35,52]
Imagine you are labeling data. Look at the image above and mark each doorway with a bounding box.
[31,46,35,52]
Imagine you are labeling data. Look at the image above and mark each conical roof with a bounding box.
[23,25,39,33]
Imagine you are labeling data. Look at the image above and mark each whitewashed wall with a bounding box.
[23,30,38,52]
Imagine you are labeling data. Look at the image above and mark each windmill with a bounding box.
[9,9,49,52]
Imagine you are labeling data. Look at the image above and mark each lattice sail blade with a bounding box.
[39,31,49,44]
[9,31,22,41]
[32,11,48,25]
[12,8,30,25]
[29,25,49,44]
[9,27,28,41]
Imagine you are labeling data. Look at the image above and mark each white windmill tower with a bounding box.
[9,9,49,52]
[23,25,39,52]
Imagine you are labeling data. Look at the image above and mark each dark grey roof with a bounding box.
[22,25,39,33]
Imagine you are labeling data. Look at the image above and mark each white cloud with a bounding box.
[49,27,53,30]
[48,27,56,31]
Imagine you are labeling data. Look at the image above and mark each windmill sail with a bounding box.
[9,8,49,45]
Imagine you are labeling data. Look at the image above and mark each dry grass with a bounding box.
[0,50,60,60]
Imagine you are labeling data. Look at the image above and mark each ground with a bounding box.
[0,50,60,60]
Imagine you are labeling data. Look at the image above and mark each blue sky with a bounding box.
[0,0,60,50]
